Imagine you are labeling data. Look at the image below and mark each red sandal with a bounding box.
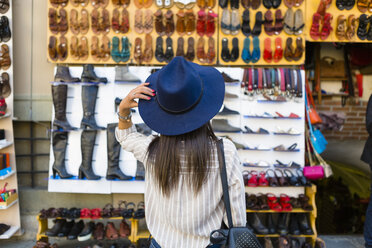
[206,11,217,37]
[267,193,283,211]
[263,38,273,63]
[320,13,333,40]
[247,171,258,187]
[258,171,269,186]
[310,13,321,40]
[91,208,102,219]
[80,208,92,218]
[273,37,283,63]
[279,194,293,211]
[196,10,206,36]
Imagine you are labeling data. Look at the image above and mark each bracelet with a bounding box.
[117,111,132,122]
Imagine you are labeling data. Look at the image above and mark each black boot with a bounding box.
[46,219,66,236]
[247,213,269,234]
[134,123,152,180]
[276,213,289,235]
[52,85,77,131]
[54,66,80,82]
[80,85,105,130]
[52,132,73,179]
[81,64,107,83]
[79,130,100,180]
[289,214,301,235]
[57,220,75,237]
[67,220,85,240]
[266,213,276,234]
[106,123,132,180]
[0,16,11,42]
[298,213,313,235]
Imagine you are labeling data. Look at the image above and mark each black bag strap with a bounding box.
[217,139,234,228]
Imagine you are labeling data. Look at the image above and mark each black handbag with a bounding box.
[209,140,262,248]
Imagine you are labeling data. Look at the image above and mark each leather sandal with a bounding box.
[70,36,79,60]
[155,36,165,62]
[58,9,68,35]
[263,0,272,8]
[164,10,175,36]
[70,9,80,35]
[284,169,300,186]
[111,36,121,63]
[336,15,347,40]
[275,169,289,186]
[57,36,68,62]
[48,36,58,61]
[133,201,145,219]
[279,194,293,211]
[78,36,88,61]
[154,10,164,36]
[284,0,294,7]
[143,10,153,34]
[292,37,303,61]
[346,14,357,40]
[143,34,153,63]
[242,10,251,36]
[257,194,270,210]
[121,37,130,62]
[100,36,110,62]
[221,38,230,62]
[247,170,258,186]
[310,13,321,40]
[135,9,144,34]
[91,36,100,61]
[246,193,260,210]
[112,9,121,33]
[120,8,130,34]
[252,11,263,36]
[197,37,206,63]
[134,37,143,64]
[197,10,207,36]
[273,37,283,63]
[293,9,304,35]
[284,37,294,61]
[320,13,333,40]
[1,72,10,98]
[91,9,100,34]
[264,10,274,36]
[241,0,250,8]
[274,9,283,35]
[50,0,68,8]
[80,9,89,35]
[101,9,110,34]
[48,8,59,34]
[283,8,294,35]
[298,194,313,211]
[176,10,186,36]
[185,10,195,35]
[185,37,195,61]
[267,193,283,211]
[358,0,368,12]
[230,37,239,62]
[164,37,174,62]
[251,0,261,9]
[176,37,185,57]
[358,14,369,40]
[206,11,217,37]
[266,169,279,186]
[206,37,215,64]
[263,37,272,63]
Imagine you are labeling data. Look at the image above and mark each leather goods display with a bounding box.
[209,139,262,248]
[319,56,345,78]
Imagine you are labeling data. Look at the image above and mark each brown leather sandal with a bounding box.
[57,36,68,62]
[123,0,131,7]
[80,9,89,35]
[112,0,121,5]
[100,0,109,8]
[176,10,186,36]
[336,15,347,40]
[346,14,357,40]
[134,37,143,64]
[292,37,303,61]
[143,34,153,63]
[358,0,368,13]
[134,0,144,8]
[143,0,153,8]
[120,8,130,34]
[91,0,100,7]
[91,9,100,34]
[112,9,121,33]
[70,36,80,60]
[196,37,206,63]
[176,37,184,57]
[185,10,195,35]
[284,37,294,62]
[164,10,175,36]
[70,9,80,35]
[48,8,59,34]
[91,36,100,61]
[185,37,195,61]
[101,36,110,62]
[78,36,89,61]
[50,0,68,8]
[135,9,144,34]
[48,36,58,61]
[58,9,68,35]
[206,37,215,64]
[143,9,153,34]
[154,9,164,36]
[101,9,110,34]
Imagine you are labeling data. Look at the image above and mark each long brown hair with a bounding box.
[147,122,218,196]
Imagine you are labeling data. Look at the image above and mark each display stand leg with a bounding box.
[36,214,48,242]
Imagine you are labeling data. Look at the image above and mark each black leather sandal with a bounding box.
[252,11,263,36]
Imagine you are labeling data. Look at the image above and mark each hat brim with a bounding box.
[138,63,225,136]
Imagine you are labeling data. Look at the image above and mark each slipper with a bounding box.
[273,37,283,63]
[283,8,294,35]
[242,37,252,63]
[264,10,274,36]
[241,10,251,36]
[257,161,271,167]
[284,37,294,62]
[252,11,263,36]
[251,36,260,63]
[274,9,283,35]
[310,13,321,40]
[293,9,304,35]
[292,37,304,62]
[263,38,272,63]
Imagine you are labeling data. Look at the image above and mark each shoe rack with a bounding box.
[46,0,218,65]
[306,0,370,42]
[0,0,22,239]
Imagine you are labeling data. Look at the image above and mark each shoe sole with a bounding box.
[78,233,92,241]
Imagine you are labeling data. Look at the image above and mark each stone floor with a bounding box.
[0,235,365,248]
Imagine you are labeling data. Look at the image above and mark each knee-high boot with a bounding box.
[52,132,73,179]
[134,123,152,180]
[78,130,100,180]
[80,85,105,130]
[52,84,77,131]
[106,123,132,180]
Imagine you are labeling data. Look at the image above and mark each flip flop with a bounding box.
[242,37,252,63]
[263,37,272,63]
[251,36,260,63]
[273,37,283,63]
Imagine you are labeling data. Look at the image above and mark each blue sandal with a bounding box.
[251,36,261,63]
[242,37,252,63]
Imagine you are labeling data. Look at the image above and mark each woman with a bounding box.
[116,57,246,248]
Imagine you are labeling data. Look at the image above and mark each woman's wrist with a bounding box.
[119,108,131,116]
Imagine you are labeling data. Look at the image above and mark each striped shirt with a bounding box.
[116,125,246,248]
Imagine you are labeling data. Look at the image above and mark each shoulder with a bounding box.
[221,138,239,163]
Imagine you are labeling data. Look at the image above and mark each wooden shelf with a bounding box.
[0,226,20,239]
[246,208,311,213]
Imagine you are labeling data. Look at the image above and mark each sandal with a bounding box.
[283,8,294,35]
[48,8,59,34]
[176,37,184,57]
[135,9,144,34]
[284,0,294,7]
[258,171,269,186]
[247,171,258,187]
[242,170,249,185]
[284,169,300,186]
[143,34,153,63]
[134,201,145,219]
[102,204,114,218]
[336,15,347,40]
[58,9,68,35]
[220,9,230,35]
[80,9,89,35]
[266,169,279,186]
[346,14,357,40]
[298,194,313,211]
[264,10,274,36]
[292,37,304,61]
[112,9,121,33]
[111,36,121,63]
[70,9,80,35]
[164,10,175,36]
[0,0,9,14]
[1,72,10,98]
[358,14,369,40]
[197,10,206,36]
[122,202,135,219]
[176,10,186,36]
[357,0,369,12]
[273,37,283,63]
[185,37,195,61]
[101,9,110,34]
[279,194,293,211]
[251,0,261,9]
[310,13,321,40]
[57,37,67,62]
[206,37,215,64]
[251,36,260,63]
[293,9,304,35]
[284,37,294,62]
[275,169,289,186]
[70,36,79,60]
[246,193,260,210]
[91,208,102,219]
[242,37,251,63]
[91,9,100,34]
[296,169,311,186]
[320,13,333,40]
[252,11,263,36]
[143,9,153,34]
[48,36,58,61]
[154,10,164,36]
[274,9,283,35]
[120,8,130,34]
[121,37,131,62]
[206,11,217,37]
[197,37,206,63]
[185,10,195,35]
[100,36,110,62]
[241,10,251,36]
[78,36,88,61]
[80,208,92,218]
[263,37,272,63]
[267,193,283,211]
[91,36,100,61]
[134,37,143,64]
[257,194,270,210]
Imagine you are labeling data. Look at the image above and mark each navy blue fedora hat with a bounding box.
[138,57,225,136]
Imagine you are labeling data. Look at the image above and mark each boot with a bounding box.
[52,132,73,179]
[114,66,141,84]
[276,213,289,235]
[106,123,132,180]
[57,220,74,237]
[81,64,107,83]
[54,65,80,82]
[46,219,66,236]
[134,123,152,180]
[266,213,276,234]
[52,85,77,131]
[289,214,301,235]
[298,213,313,235]
[247,213,269,234]
[79,130,100,180]
[80,85,105,130]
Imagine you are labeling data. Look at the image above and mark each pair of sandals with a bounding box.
[263,0,281,8]
[242,37,260,63]
[197,10,217,37]
[283,8,304,35]
[133,36,153,64]
[221,38,239,62]
[156,0,173,8]
[48,8,68,35]
[49,36,68,62]
[357,0,372,12]
[310,13,333,40]
[221,9,241,35]
[242,11,264,37]
[120,201,145,219]
[357,14,372,40]
[91,9,110,35]
[69,36,89,61]
[243,126,269,134]
[336,15,357,40]
[155,36,174,63]
[111,37,131,63]
[134,9,153,34]
[112,9,130,34]
[284,37,304,62]
[336,0,355,10]
[264,10,284,36]
[70,9,89,35]
[154,10,175,36]
[91,36,110,62]
[263,37,283,63]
